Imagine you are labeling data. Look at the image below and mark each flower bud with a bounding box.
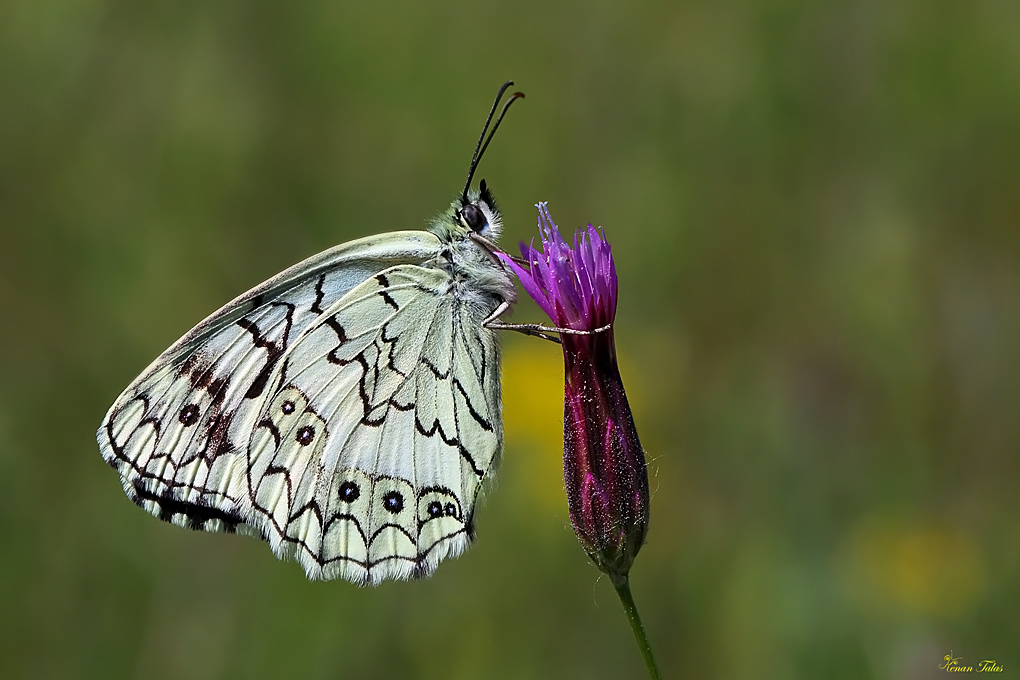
[500,204,650,581]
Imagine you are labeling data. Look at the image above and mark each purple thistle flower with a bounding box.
[500,203,650,583]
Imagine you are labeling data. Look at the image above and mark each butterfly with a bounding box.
[97,82,525,585]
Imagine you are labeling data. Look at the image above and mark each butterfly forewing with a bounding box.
[98,233,444,536]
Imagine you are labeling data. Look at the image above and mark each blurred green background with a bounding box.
[2,1,1019,678]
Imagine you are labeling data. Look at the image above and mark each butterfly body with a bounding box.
[99,185,515,585]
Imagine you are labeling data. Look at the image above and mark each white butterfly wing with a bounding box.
[98,231,445,539]
[245,265,502,584]
[98,231,505,585]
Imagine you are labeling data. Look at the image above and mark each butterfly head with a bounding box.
[430,180,503,243]
[460,179,502,237]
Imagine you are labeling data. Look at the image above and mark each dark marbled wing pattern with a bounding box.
[97,232,505,585]
[97,232,443,537]
[242,265,503,584]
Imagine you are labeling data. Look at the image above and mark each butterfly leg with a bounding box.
[482,301,611,344]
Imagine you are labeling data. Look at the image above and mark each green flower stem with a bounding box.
[612,575,662,680]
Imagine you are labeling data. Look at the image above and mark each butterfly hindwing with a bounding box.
[245,264,502,584]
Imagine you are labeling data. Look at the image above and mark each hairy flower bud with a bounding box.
[500,204,650,581]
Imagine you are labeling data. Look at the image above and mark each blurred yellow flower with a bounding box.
[840,518,986,619]
[501,339,566,514]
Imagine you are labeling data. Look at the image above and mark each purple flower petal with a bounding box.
[505,203,618,331]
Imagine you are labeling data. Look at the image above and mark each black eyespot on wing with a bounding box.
[295,425,315,446]
[382,490,404,514]
[460,203,486,232]
[427,501,443,518]
[179,404,200,426]
[338,481,360,503]
[281,400,295,415]
[444,502,458,518]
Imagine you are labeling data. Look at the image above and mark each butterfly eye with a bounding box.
[460,203,486,232]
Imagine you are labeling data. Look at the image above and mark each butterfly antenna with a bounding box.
[476,91,524,175]
[462,81,525,203]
